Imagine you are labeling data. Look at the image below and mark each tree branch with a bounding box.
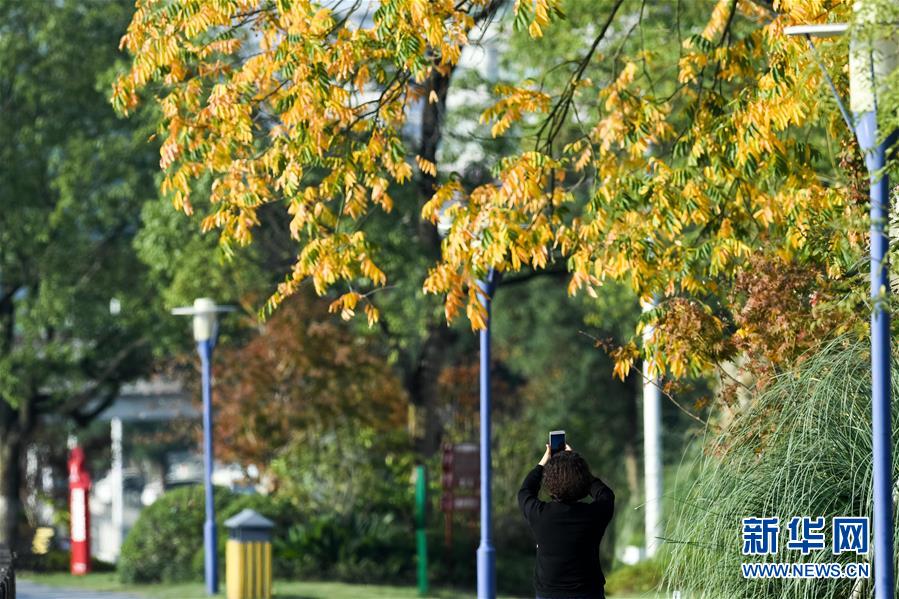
[58,336,150,416]
[535,0,626,155]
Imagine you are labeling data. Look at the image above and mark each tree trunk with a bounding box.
[405,61,457,457]
[0,431,23,550]
[0,290,24,550]
[416,64,454,262]
[407,322,457,455]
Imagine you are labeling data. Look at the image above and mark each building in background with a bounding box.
[91,377,198,562]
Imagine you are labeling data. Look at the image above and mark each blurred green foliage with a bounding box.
[16,548,115,574]
[605,558,664,595]
[0,0,174,547]
[270,428,416,516]
[0,0,160,410]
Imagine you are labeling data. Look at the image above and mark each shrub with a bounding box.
[16,548,115,573]
[16,548,71,573]
[270,427,415,516]
[118,484,236,583]
[605,559,663,595]
[276,511,414,583]
[266,426,418,583]
[118,478,414,585]
[664,339,899,598]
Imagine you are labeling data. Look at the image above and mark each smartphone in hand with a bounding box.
[549,430,566,455]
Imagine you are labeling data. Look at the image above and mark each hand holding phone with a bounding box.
[549,430,566,455]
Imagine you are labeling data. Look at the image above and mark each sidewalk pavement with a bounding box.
[17,579,142,599]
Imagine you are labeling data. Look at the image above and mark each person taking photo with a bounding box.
[518,443,615,599]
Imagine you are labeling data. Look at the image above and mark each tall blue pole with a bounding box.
[198,338,219,595]
[477,270,497,599]
[856,108,896,598]
[799,26,896,596]
[856,108,896,599]
[789,18,895,595]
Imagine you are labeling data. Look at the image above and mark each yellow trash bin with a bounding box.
[224,509,274,599]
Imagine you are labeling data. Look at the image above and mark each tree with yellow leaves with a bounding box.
[114,0,897,392]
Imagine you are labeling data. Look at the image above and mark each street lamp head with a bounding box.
[172,297,236,342]
[192,297,217,342]
[783,24,849,38]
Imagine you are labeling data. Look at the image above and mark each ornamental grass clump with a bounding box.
[664,338,899,599]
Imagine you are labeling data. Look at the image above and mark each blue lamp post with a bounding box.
[172,298,234,595]
[476,270,498,599]
[786,9,897,598]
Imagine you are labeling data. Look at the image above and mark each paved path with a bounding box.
[17,579,143,599]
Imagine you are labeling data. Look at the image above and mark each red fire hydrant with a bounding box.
[68,446,91,575]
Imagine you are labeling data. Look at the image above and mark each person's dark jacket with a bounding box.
[517,465,615,599]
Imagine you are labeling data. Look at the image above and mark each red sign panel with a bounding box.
[442,443,479,512]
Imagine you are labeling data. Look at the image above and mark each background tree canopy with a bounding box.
[0,0,162,547]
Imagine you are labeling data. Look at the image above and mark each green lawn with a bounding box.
[19,572,515,599]
[19,572,662,599]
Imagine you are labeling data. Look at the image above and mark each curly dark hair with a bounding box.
[543,451,593,502]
